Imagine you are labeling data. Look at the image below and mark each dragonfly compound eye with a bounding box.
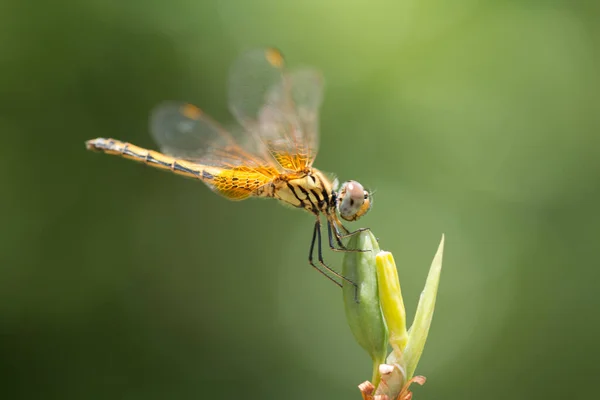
[338,180,372,221]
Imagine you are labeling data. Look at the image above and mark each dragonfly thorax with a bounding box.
[270,169,336,214]
[268,169,371,222]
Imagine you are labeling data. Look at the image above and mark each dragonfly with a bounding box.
[86,48,372,290]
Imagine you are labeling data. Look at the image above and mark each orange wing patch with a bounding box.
[181,103,203,120]
[210,165,280,200]
[265,48,285,68]
[270,152,310,172]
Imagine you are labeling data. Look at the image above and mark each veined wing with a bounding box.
[228,48,324,171]
[149,101,280,200]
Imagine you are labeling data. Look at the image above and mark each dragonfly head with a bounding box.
[337,180,372,222]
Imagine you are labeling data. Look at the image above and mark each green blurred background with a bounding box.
[2,0,599,399]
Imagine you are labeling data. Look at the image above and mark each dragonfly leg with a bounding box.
[329,220,371,253]
[327,221,350,251]
[308,218,358,296]
[308,219,342,288]
[338,222,351,235]
[337,226,372,239]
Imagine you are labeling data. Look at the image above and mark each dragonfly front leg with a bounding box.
[328,219,371,253]
[327,220,347,251]
[337,226,372,240]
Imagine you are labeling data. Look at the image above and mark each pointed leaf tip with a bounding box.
[403,235,445,379]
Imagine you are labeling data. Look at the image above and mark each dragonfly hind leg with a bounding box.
[308,218,359,295]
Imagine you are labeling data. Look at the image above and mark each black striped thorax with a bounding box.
[271,168,336,215]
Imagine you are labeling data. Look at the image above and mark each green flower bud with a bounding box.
[355,234,445,400]
[342,230,389,387]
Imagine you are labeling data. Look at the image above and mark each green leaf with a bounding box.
[402,235,445,379]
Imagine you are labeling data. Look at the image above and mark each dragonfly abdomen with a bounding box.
[86,138,209,180]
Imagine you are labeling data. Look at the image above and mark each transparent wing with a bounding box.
[149,101,281,200]
[228,48,324,170]
[149,101,277,170]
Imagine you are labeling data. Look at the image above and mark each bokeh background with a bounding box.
[2,0,599,399]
